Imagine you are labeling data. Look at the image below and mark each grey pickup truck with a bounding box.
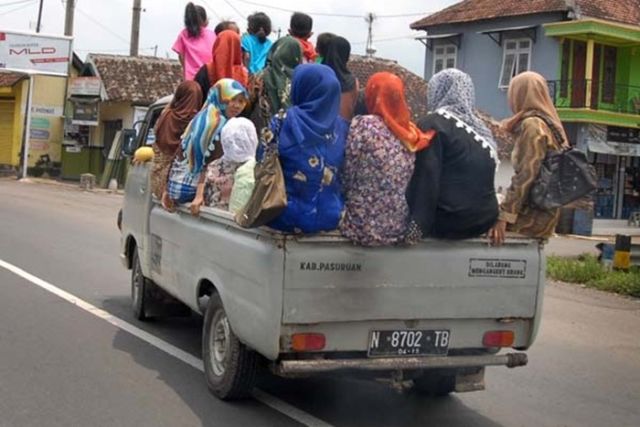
[119,98,542,401]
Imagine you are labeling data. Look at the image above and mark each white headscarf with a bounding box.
[221,117,259,163]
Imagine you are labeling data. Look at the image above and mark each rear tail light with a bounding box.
[291,333,326,351]
[483,330,515,347]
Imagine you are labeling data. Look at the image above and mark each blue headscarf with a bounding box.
[269,64,347,234]
[180,78,248,175]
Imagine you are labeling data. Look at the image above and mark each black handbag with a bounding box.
[530,146,597,210]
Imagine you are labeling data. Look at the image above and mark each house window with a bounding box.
[499,38,532,89]
[433,44,457,75]
[602,46,617,104]
[560,40,571,98]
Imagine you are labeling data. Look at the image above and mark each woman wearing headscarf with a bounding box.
[406,69,500,241]
[339,72,433,246]
[321,35,359,121]
[248,36,303,135]
[164,78,248,215]
[489,72,568,245]
[268,63,346,234]
[151,81,202,199]
[193,30,248,105]
[204,117,258,210]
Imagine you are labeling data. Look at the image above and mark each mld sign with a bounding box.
[0,30,72,76]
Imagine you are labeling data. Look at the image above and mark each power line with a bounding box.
[220,0,246,21]
[352,34,419,45]
[76,6,130,45]
[0,0,35,17]
[199,0,222,22]
[0,0,34,8]
[233,0,430,19]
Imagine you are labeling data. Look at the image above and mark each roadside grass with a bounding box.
[547,254,640,298]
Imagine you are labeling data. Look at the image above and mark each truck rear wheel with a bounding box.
[202,293,259,400]
[131,249,154,321]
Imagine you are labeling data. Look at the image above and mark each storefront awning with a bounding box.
[586,123,640,156]
[544,19,640,46]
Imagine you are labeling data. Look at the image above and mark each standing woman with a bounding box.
[241,12,273,75]
[193,30,248,105]
[268,63,347,234]
[322,36,359,121]
[172,3,216,81]
[249,36,303,134]
[489,72,568,245]
[164,79,248,215]
[151,81,202,199]
[406,69,500,240]
[340,72,432,246]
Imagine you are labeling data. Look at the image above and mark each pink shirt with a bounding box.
[172,27,216,81]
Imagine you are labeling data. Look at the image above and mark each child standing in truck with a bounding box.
[289,12,317,63]
[241,12,273,75]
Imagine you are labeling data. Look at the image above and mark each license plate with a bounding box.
[368,329,450,357]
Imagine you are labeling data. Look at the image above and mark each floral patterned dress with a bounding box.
[339,115,415,246]
[204,159,243,210]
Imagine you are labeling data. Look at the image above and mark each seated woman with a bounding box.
[249,36,303,135]
[321,35,358,121]
[204,117,258,210]
[406,69,500,240]
[193,30,248,106]
[340,72,433,246]
[164,78,248,216]
[268,63,347,234]
[489,72,568,245]
[151,80,202,199]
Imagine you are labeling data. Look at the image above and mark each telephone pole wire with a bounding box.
[64,0,75,36]
[130,0,142,57]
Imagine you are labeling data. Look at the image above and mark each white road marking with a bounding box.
[0,258,333,427]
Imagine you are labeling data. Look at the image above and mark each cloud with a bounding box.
[0,0,458,75]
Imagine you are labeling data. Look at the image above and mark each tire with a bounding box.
[202,293,259,400]
[413,371,456,397]
[131,249,152,321]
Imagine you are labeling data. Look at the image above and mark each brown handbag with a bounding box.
[235,114,287,228]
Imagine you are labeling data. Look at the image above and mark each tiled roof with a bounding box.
[87,54,183,105]
[0,71,26,87]
[350,54,429,121]
[411,0,640,29]
[349,55,513,160]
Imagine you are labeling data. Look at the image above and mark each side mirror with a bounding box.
[121,129,138,157]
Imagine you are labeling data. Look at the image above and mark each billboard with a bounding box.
[0,30,72,76]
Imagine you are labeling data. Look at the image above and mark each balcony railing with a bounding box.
[548,80,640,116]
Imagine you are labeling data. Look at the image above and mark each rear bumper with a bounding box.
[276,352,528,375]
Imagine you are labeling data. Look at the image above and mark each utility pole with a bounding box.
[365,13,376,57]
[64,0,75,36]
[130,0,142,57]
[36,0,44,32]
[153,45,158,57]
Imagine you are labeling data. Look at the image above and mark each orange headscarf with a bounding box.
[365,72,434,152]
[503,71,567,144]
[206,30,248,88]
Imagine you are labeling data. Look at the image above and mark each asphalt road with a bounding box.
[1,179,639,427]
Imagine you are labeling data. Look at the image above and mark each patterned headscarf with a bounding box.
[221,117,259,163]
[206,30,248,88]
[262,36,303,115]
[427,69,497,151]
[366,72,434,152]
[503,71,568,145]
[181,78,248,175]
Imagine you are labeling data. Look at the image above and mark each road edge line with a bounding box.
[0,258,333,427]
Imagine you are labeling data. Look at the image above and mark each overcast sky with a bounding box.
[0,0,458,76]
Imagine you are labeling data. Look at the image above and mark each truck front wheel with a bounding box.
[202,293,259,400]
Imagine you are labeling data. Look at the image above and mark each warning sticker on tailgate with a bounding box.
[468,259,526,278]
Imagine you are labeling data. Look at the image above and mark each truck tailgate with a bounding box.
[282,237,542,324]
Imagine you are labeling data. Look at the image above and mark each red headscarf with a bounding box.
[154,80,202,154]
[206,30,248,88]
[365,72,434,152]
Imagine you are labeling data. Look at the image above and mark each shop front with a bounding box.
[579,123,640,220]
